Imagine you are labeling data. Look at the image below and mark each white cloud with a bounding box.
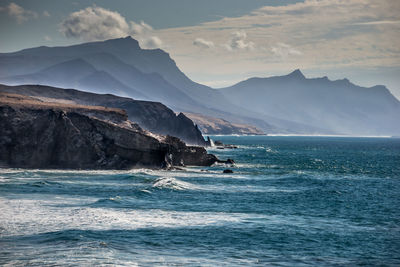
[60,6,130,40]
[224,31,255,51]
[130,21,163,49]
[155,0,400,80]
[0,2,38,24]
[60,6,163,48]
[271,43,302,59]
[44,35,52,41]
[193,38,215,49]
[142,36,163,49]
[43,10,50,17]
[130,21,153,35]
[354,20,400,25]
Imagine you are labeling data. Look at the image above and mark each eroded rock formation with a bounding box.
[0,93,217,169]
[0,84,207,146]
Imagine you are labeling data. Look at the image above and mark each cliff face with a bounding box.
[0,84,207,146]
[0,94,217,169]
[115,99,206,146]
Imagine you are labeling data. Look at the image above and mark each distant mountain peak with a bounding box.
[122,36,138,42]
[104,36,140,48]
[332,77,352,86]
[287,69,305,79]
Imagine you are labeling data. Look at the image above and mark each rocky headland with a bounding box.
[0,92,219,169]
[0,84,207,146]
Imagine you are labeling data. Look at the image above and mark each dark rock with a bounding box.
[162,135,218,167]
[0,84,208,146]
[226,159,235,164]
[224,145,238,149]
[213,140,238,149]
[223,169,233,173]
[214,140,224,146]
[205,136,212,147]
[216,158,235,165]
[0,96,219,169]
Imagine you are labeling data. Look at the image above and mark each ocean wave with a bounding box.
[152,177,198,191]
[0,196,375,239]
[0,197,248,237]
[265,147,278,153]
[99,196,122,203]
[178,167,223,175]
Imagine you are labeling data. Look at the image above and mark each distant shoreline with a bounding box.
[207,134,394,138]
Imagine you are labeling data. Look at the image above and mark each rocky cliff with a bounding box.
[0,93,217,169]
[0,84,207,146]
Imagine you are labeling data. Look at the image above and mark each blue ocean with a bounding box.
[1,136,399,266]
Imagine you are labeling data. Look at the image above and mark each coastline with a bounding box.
[207,134,393,138]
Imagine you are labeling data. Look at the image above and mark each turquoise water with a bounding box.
[0,136,399,266]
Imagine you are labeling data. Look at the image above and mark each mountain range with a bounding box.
[220,70,400,135]
[1,36,399,136]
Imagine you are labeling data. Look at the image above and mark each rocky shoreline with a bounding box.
[0,92,225,170]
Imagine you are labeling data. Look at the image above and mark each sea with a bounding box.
[0,136,399,266]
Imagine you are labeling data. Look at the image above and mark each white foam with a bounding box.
[152,177,198,190]
[267,134,392,138]
[235,163,265,168]
[0,196,245,237]
[0,196,374,238]
[265,147,278,153]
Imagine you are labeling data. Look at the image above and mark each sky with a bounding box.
[1,0,400,99]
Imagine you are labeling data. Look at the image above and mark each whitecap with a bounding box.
[0,196,247,237]
[0,196,375,238]
[152,177,198,190]
[265,147,278,153]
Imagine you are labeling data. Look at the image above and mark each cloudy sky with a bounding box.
[1,0,399,98]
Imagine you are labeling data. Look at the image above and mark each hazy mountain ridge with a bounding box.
[220,69,400,135]
[0,37,280,133]
[184,112,265,135]
[1,37,399,135]
[1,53,199,109]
